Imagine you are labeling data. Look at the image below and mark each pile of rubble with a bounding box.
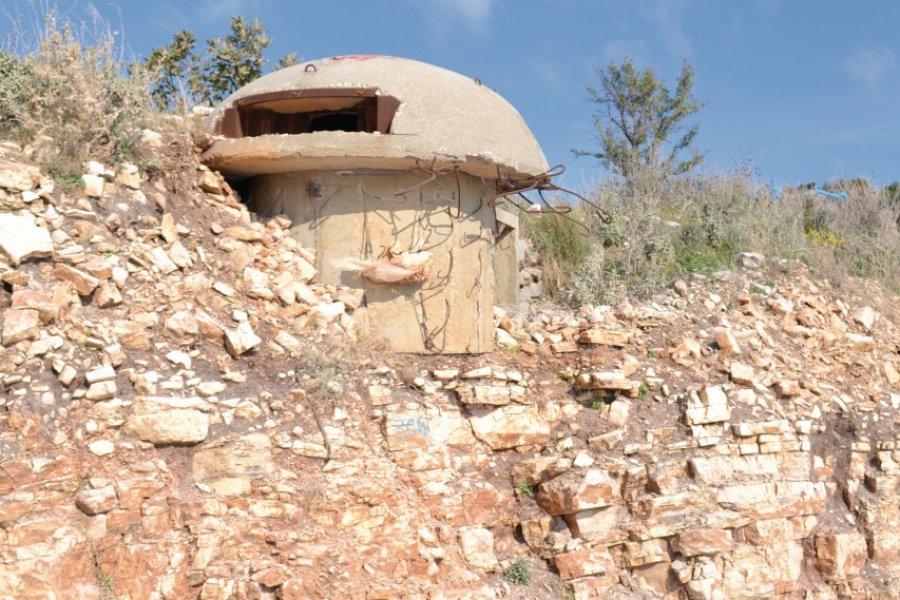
[1,131,899,599]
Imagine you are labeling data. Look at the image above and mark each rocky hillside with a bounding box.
[1,129,899,600]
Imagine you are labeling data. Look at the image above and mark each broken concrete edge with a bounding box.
[201,133,547,180]
[202,55,549,179]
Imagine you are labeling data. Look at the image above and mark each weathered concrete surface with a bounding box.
[493,207,519,312]
[250,170,497,353]
[203,55,549,179]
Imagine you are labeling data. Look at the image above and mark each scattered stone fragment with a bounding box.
[845,333,875,352]
[739,252,765,269]
[0,213,53,265]
[125,397,210,445]
[851,306,875,330]
[274,330,303,354]
[607,398,631,427]
[225,321,262,356]
[730,363,755,386]
[537,469,618,515]
[578,329,631,347]
[458,527,498,571]
[94,282,123,307]
[85,366,115,385]
[774,380,801,397]
[82,173,105,197]
[2,308,40,345]
[87,439,115,456]
[0,157,41,190]
[714,328,742,355]
[54,264,99,296]
[75,485,117,515]
[685,386,731,425]
[85,381,116,401]
[149,247,178,274]
[166,350,192,369]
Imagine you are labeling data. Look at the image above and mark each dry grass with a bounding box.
[522,170,900,306]
[0,5,151,177]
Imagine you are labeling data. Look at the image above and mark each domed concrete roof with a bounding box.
[202,55,549,179]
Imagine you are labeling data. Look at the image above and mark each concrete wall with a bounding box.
[249,170,499,353]
[493,207,519,313]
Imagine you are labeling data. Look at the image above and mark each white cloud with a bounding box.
[840,46,896,88]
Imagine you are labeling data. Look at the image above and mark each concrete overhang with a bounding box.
[203,55,549,180]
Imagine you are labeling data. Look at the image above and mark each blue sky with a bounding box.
[5,1,900,190]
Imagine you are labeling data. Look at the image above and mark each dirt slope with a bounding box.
[1,129,899,599]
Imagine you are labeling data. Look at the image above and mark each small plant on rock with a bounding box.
[503,558,532,586]
[515,482,535,498]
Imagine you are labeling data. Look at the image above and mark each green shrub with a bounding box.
[145,17,300,112]
[521,208,593,297]
[522,171,900,305]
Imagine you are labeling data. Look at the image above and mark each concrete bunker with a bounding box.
[203,55,550,353]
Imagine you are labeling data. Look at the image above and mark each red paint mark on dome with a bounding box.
[331,55,380,61]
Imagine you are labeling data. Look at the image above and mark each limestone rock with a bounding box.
[85,381,116,401]
[672,528,733,556]
[537,469,619,515]
[578,329,631,347]
[274,330,302,353]
[607,398,631,427]
[192,433,273,496]
[87,281,117,308]
[714,328,741,355]
[82,173,105,197]
[54,264,99,296]
[468,403,553,449]
[309,302,345,325]
[496,327,518,349]
[739,252,765,269]
[10,290,58,323]
[0,158,41,191]
[0,213,53,265]
[85,365,115,385]
[555,547,616,581]
[75,485,117,515]
[225,321,261,356]
[87,439,115,456]
[198,169,224,194]
[456,384,522,406]
[774,380,801,397]
[2,308,40,345]
[576,370,638,393]
[148,247,178,274]
[851,306,875,330]
[685,386,731,425]
[730,363,754,386]
[125,397,210,445]
[815,531,867,581]
[165,310,199,343]
[458,526,497,571]
[886,361,900,385]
